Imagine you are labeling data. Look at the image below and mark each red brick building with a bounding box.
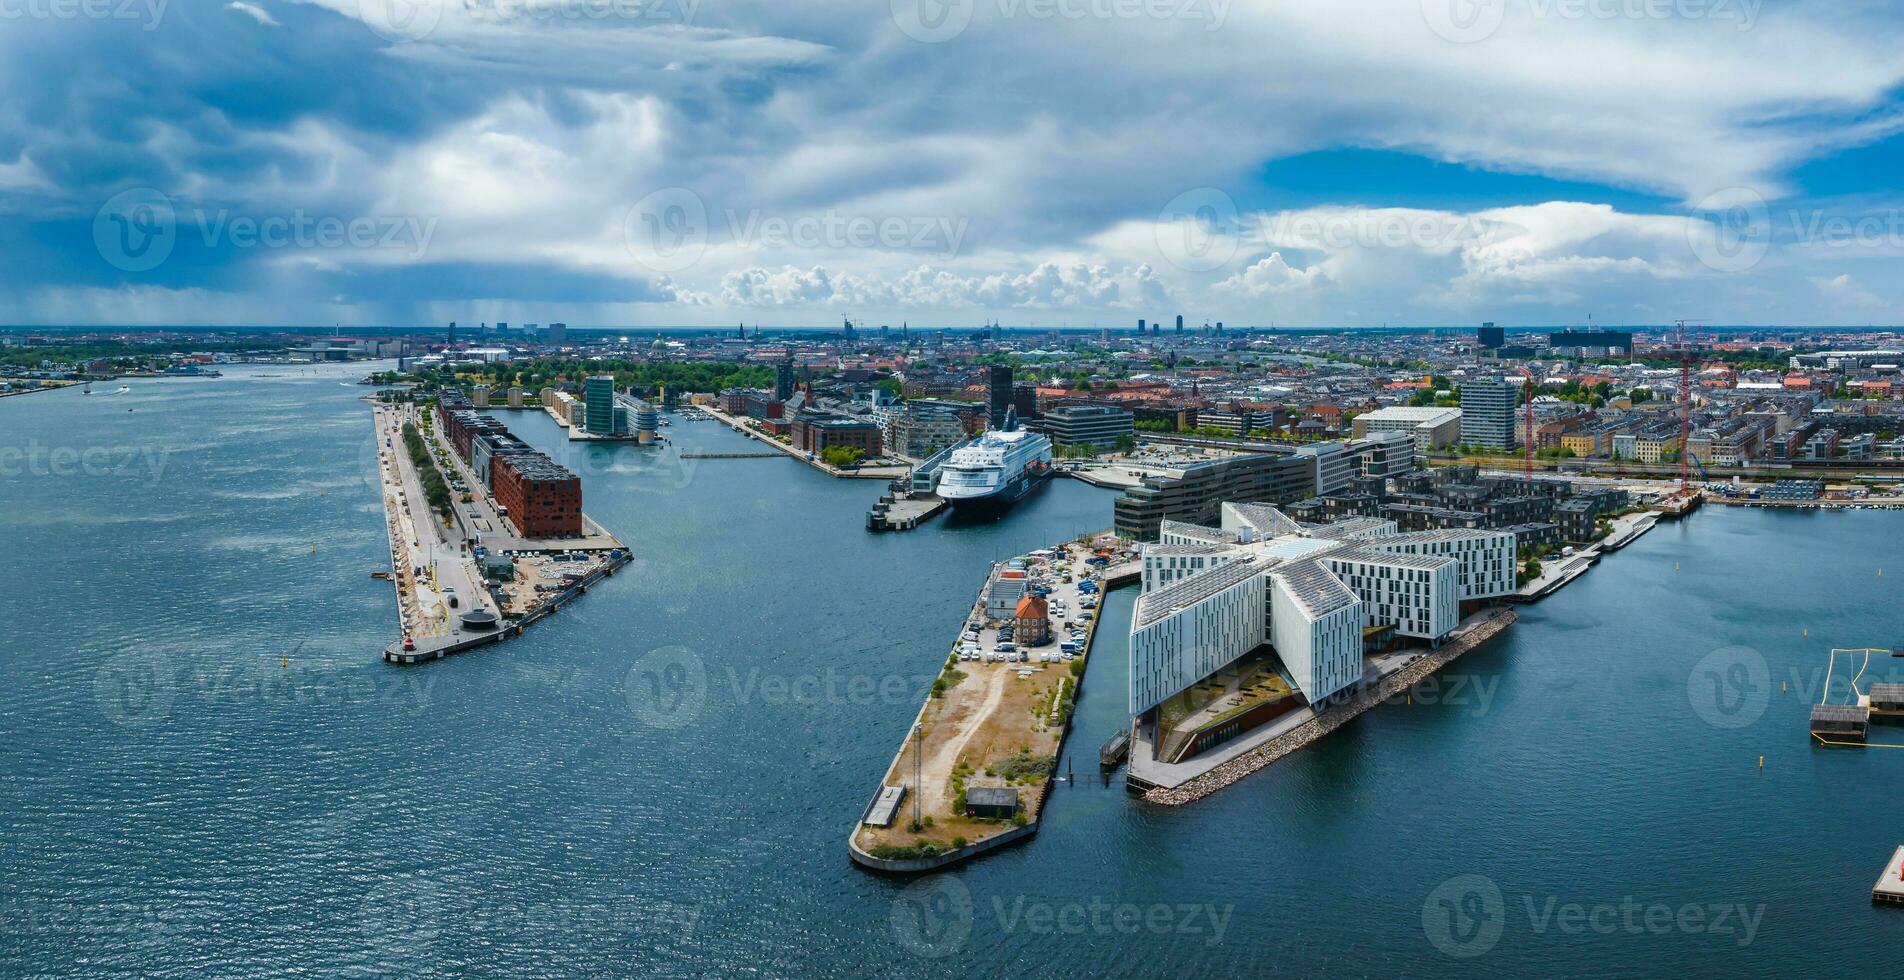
[490,453,582,538]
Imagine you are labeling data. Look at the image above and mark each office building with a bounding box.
[1293,441,1353,497]
[987,365,1013,429]
[1113,453,1315,540]
[547,322,567,344]
[583,375,620,435]
[1353,406,1463,455]
[1127,505,1514,759]
[775,357,796,401]
[1477,322,1504,349]
[1547,329,1633,355]
[1040,404,1133,450]
[1459,376,1518,450]
[1175,314,1184,334]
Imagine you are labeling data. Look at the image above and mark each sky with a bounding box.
[4,0,1904,328]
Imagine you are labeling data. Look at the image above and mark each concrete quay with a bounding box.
[1141,609,1518,806]
[698,403,909,480]
[849,536,1140,873]
[1511,509,1659,601]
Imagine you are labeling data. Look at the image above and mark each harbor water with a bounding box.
[4,362,1904,977]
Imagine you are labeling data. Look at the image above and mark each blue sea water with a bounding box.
[3,362,1903,977]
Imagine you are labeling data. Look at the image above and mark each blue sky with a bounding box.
[4,0,1903,327]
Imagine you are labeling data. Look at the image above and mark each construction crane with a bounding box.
[1513,365,1537,484]
[1672,319,1705,490]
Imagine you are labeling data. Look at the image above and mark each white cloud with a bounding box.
[226,1,278,26]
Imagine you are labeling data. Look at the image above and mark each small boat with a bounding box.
[370,571,392,580]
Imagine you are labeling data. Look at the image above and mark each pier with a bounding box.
[867,491,946,532]
[848,536,1139,872]
[1874,847,1904,905]
[369,402,626,664]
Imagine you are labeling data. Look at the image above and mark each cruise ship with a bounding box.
[934,412,1053,510]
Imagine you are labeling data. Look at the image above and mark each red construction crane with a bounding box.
[1673,319,1703,490]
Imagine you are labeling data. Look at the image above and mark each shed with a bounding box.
[964,786,1019,820]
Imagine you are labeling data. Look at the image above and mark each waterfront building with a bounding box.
[790,412,883,457]
[1114,453,1315,540]
[1127,503,1515,762]
[584,375,621,435]
[1459,376,1518,449]
[1013,593,1052,646]
[472,384,491,408]
[492,452,582,538]
[1040,404,1134,451]
[1352,406,1462,454]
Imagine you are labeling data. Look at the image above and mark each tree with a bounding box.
[820,445,865,467]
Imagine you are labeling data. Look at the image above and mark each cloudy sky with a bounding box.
[6,0,1904,328]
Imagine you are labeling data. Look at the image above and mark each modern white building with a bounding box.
[1128,504,1516,729]
[1353,405,1462,454]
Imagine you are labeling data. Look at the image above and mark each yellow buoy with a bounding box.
[1758,756,1764,770]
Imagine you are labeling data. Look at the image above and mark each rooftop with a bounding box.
[1135,557,1265,628]
[1269,559,1360,619]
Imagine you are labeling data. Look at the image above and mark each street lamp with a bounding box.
[912,721,924,830]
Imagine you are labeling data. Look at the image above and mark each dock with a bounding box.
[848,535,1139,872]
[1874,846,1904,905]
[867,491,946,532]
